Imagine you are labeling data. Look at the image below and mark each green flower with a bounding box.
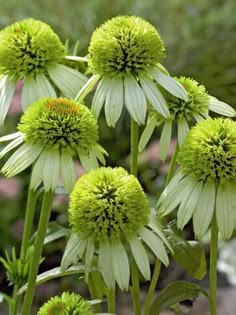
[157,118,236,239]
[0,98,106,192]
[0,19,87,124]
[139,77,235,160]
[61,167,171,291]
[37,292,94,315]
[76,16,188,127]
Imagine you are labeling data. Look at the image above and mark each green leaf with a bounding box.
[165,227,207,280]
[150,281,208,315]
[0,292,14,305]
[18,265,85,295]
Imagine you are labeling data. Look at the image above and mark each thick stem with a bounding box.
[131,260,142,315]
[10,285,19,315]
[143,259,161,315]
[209,212,218,315]
[107,288,116,314]
[21,191,54,315]
[87,273,102,313]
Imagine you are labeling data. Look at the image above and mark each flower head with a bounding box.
[76,16,188,127]
[0,97,106,192]
[139,77,235,160]
[0,19,87,124]
[61,167,170,290]
[158,118,236,239]
[37,292,94,315]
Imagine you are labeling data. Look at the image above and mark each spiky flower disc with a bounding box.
[37,292,94,315]
[158,118,236,239]
[62,167,170,291]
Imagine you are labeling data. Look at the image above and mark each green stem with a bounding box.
[10,285,19,315]
[209,212,218,315]
[21,190,54,315]
[107,288,116,313]
[130,118,139,177]
[165,143,179,186]
[87,273,102,313]
[143,259,161,315]
[131,260,142,315]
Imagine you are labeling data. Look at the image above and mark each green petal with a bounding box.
[91,144,107,165]
[148,219,173,253]
[159,119,172,161]
[105,77,123,127]
[0,75,16,124]
[60,152,76,193]
[75,74,100,102]
[48,64,87,99]
[129,237,150,280]
[216,184,234,240]
[98,242,115,289]
[149,68,188,101]
[79,151,99,172]
[111,240,130,291]
[91,77,110,118]
[35,73,57,98]
[0,131,22,142]
[209,97,235,117]
[177,118,189,146]
[85,242,95,269]
[139,73,169,118]
[0,135,24,158]
[30,150,47,190]
[193,181,216,239]
[21,77,38,111]
[124,74,146,125]
[177,180,203,230]
[139,227,169,266]
[61,233,87,271]
[194,114,205,123]
[43,150,60,191]
[139,114,158,152]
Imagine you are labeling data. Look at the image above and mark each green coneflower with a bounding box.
[157,118,236,239]
[61,167,171,291]
[76,16,188,127]
[37,292,94,315]
[0,18,87,124]
[139,77,235,160]
[0,97,106,192]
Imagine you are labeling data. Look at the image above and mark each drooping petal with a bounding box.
[139,73,169,118]
[48,64,88,99]
[21,77,38,111]
[0,132,22,142]
[60,151,76,193]
[194,114,205,123]
[43,150,60,191]
[35,73,57,98]
[91,144,107,165]
[124,74,146,125]
[139,227,169,266]
[209,97,235,117]
[104,77,123,127]
[74,74,100,102]
[139,114,158,152]
[177,118,189,146]
[149,68,188,101]
[111,240,130,291]
[91,77,110,118]
[0,136,24,158]
[85,241,95,269]
[0,75,16,124]
[159,119,172,161]
[30,150,47,190]
[148,219,173,253]
[129,237,150,280]
[98,242,116,289]
[193,181,216,239]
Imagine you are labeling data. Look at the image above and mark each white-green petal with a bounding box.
[61,234,87,271]
[60,152,76,193]
[124,74,146,125]
[177,118,189,146]
[148,219,173,253]
[139,227,169,266]
[139,114,158,152]
[0,75,16,124]
[216,184,234,240]
[43,150,60,191]
[104,77,123,127]
[0,132,22,142]
[79,151,99,172]
[149,68,188,101]
[21,77,38,111]
[2,143,42,177]
[74,74,100,102]
[194,114,205,123]
[129,237,150,280]
[139,73,169,118]
[98,242,116,289]
[159,119,172,161]
[111,240,130,291]
[35,73,57,98]
[85,242,95,269]
[91,77,110,119]
[209,96,235,117]
[91,144,107,165]
[193,181,216,239]
[30,150,47,190]
[48,64,88,99]
[177,180,203,230]
[0,136,24,158]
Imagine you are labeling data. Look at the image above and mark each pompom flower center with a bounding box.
[18,97,99,153]
[88,16,165,77]
[69,167,150,244]
[46,302,66,315]
[0,19,66,79]
[177,118,236,183]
